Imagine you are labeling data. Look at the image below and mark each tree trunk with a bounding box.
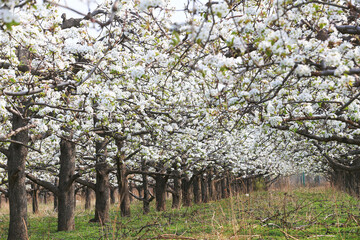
[110,187,116,205]
[221,176,229,199]
[193,174,201,204]
[208,173,216,201]
[182,174,192,207]
[155,175,167,211]
[115,140,131,217]
[44,191,48,204]
[54,178,58,211]
[31,183,39,214]
[129,181,134,203]
[8,113,29,240]
[142,168,151,214]
[201,175,209,203]
[85,186,91,210]
[172,170,182,209]
[118,161,130,217]
[93,162,110,224]
[58,137,76,231]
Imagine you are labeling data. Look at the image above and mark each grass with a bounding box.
[0,186,360,239]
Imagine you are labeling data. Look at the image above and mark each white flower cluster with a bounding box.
[130,66,145,79]
[195,22,212,43]
[212,2,229,17]
[0,8,18,23]
[295,64,311,76]
[138,0,164,11]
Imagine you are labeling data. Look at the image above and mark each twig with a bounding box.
[279,229,299,240]
[150,234,197,240]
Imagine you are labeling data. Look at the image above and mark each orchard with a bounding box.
[0,0,360,239]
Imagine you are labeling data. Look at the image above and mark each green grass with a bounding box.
[0,187,360,239]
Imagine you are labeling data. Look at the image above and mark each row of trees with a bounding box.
[1,0,360,239]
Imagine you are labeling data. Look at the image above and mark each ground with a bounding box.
[0,186,359,239]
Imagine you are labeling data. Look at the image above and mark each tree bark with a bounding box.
[142,163,151,214]
[208,172,216,201]
[54,178,58,211]
[44,191,48,204]
[172,170,182,209]
[221,175,229,199]
[92,139,110,224]
[110,187,116,205]
[8,113,29,240]
[57,137,76,231]
[119,161,130,217]
[93,162,110,224]
[85,186,91,210]
[182,174,192,207]
[31,183,39,214]
[193,173,202,204]
[115,140,131,217]
[201,175,209,203]
[155,175,168,211]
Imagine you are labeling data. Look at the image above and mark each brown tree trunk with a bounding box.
[142,165,151,214]
[8,113,29,240]
[115,140,131,217]
[92,138,110,224]
[85,186,91,210]
[118,161,130,217]
[193,173,201,204]
[129,181,134,203]
[32,183,39,214]
[44,191,48,204]
[221,175,229,199]
[110,187,116,205]
[201,175,209,203]
[208,173,216,201]
[57,137,76,231]
[54,178,58,211]
[172,170,182,209]
[155,175,167,211]
[93,162,110,224]
[182,174,192,207]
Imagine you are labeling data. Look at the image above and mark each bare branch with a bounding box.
[0,148,9,158]
[336,25,360,35]
[3,80,76,96]
[75,178,96,190]
[0,124,36,141]
[311,68,360,77]
[26,173,59,195]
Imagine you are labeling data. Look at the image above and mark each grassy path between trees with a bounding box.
[0,187,359,239]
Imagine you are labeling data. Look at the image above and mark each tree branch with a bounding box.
[336,25,360,35]
[277,126,360,146]
[0,148,9,158]
[312,142,360,171]
[75,178,96,190]
[284,116,360,128]
[0,124,36,141]
[311,68,360,77]
[26,173,59,195]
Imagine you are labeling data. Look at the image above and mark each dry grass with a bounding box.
[0,184,359,239]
